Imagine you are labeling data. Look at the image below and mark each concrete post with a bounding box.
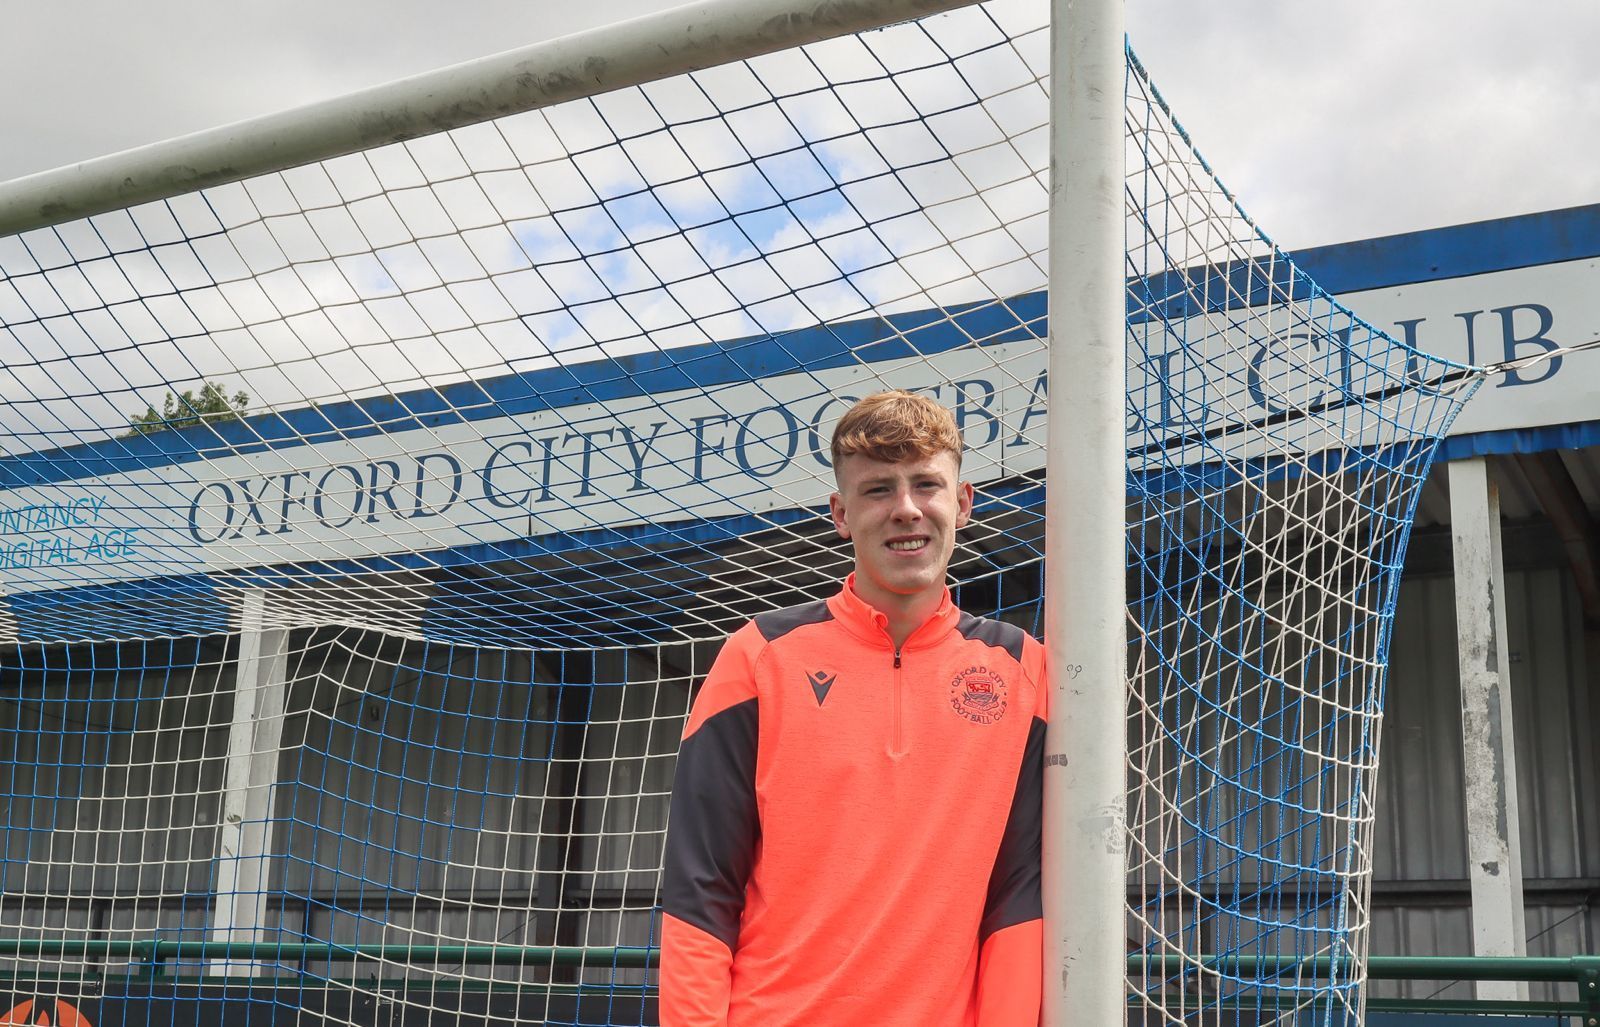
[208,590,291,975]
[1447,457,1527,1001]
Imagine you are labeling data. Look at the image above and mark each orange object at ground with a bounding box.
[662,576,1046,1026]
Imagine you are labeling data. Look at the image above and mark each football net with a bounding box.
[0,0,1476,1023]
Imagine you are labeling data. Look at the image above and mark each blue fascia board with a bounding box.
[1287,203,1600,294]
[1132,203,1600,324]
[1437,419,1600,461]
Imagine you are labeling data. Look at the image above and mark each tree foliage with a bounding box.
[126,382,249,436]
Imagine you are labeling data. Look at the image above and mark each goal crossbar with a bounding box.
[0,0,981,238]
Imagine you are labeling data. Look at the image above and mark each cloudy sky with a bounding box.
[3,0,1598,251]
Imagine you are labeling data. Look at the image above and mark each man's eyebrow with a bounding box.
[855,470,948,488]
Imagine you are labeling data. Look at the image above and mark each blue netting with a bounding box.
[1121,52,1479,1026]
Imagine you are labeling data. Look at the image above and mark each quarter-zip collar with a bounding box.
[827,573,960,651]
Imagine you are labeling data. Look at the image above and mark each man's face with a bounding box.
[829,450,974,610]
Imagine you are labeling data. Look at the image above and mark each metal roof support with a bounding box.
[1513,450,1600,624]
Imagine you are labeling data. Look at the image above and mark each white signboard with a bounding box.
[1334,257,1600,436]
[0,342,1047,597]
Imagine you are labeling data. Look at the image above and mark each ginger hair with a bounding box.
[829,390,963,472]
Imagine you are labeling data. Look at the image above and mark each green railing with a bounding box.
[0,943,1593,1021]
[1366,956,1600,1021]
[0,939,652,968]
[1138,954,1600,1021]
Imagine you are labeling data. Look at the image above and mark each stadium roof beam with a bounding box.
[1512,450,1600,628]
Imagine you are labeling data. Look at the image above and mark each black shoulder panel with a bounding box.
[754,600,833,643]
[956,612,1026,662]
[662,698,760,951]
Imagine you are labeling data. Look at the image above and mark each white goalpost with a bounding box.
[1044,0,1127,1023]
[0,0,1479,1024]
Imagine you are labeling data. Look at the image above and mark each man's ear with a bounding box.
[829,492,850,539]
[955,480,974,530]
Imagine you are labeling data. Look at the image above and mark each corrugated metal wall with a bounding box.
[1370,554,1596,1001]
[0,630,691,986]
[0,637,231,977]
[269,634,688,986]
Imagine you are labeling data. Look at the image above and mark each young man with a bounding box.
[661,390,1045,1026]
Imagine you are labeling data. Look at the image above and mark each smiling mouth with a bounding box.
[887,539,928,552]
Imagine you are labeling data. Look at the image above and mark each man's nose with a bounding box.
[891,487,921,519]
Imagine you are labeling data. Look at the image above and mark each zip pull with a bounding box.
[893,649,902,669]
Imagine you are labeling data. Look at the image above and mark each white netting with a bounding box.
[0,1,1477,1023]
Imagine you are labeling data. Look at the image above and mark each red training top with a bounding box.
[661,575,1046,1026]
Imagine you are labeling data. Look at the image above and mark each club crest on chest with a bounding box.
[949,665,1007,725]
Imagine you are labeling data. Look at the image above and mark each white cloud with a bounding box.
[1125,0,1600,247]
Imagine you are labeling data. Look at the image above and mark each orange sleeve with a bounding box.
[661,913,736,1026]
[977,918,1042,1025]
[660,623,765,1026]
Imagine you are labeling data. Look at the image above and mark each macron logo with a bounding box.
[807,670,837,706]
